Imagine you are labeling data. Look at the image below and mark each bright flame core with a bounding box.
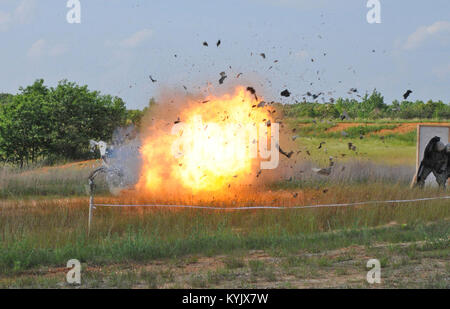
[136,87,272,193]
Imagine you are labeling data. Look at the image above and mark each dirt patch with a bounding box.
[375,122,446,136]
[327,123,363,132]
[327,122,447,136]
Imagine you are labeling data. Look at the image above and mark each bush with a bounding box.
[0,79,128,166]
[283,90,449,121]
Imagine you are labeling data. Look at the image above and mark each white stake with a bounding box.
[88,179,94,235]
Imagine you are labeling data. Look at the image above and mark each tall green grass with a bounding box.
[1,183,448,274]
[0,163,109,199]
[0,121,448,275]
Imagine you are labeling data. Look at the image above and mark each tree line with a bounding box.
[1,80,448,167]
[0,79,145,167]
[283,90,450,120]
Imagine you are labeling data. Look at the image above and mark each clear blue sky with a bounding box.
[0,0,449,109]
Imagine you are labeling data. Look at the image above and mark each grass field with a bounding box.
[0,120,449,288]
[285,118,420,166]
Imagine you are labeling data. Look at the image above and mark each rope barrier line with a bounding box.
[87,194,450,234]
[92,195,450,210]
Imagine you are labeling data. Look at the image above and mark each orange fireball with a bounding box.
[136,86,273,194]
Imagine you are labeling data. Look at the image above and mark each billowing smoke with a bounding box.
[104,125,142,195]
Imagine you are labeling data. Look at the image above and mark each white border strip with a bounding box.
[93,195,450,210]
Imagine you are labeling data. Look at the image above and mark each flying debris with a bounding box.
[246,86,258,100]
[219,72,227,85]
[312,167,332,176]
[403,90,413,100]
[246,86,256,94]
[203,41,208,47]
[305,92,322,100]
[329,156,335,167]
[149,75,157,83]
[216,40,221,47]
[312,92,323,100]
[348,142,357,151]
[293,193,298,198]
[260,53,266,59]
[312,156,334,176]
[340,111,350,120]
[257,101,266,108]
[280,89,291,97]
[236,73,243,78]
[318,141,326,149]
[279,146,294,158]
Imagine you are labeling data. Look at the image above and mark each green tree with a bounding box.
[0,93,13,105]
[126,109,145,127]
[0,79,128,165]
[0,82,52,166]
[48,80,127,160]
[359,89,386,118]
